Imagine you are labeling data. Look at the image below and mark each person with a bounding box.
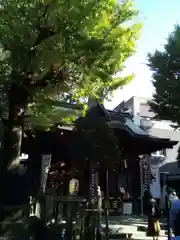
[173,207,180,237]
[169,198,180,234]
[123,189,130,202]
[146,191,161,240]
[169,189,178,202]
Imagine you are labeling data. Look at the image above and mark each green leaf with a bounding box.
[0,0,141,128]
[148,24,180,126]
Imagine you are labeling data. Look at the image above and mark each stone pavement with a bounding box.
[101,215,168,240]
[0,209,168,240]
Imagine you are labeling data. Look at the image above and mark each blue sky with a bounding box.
[105,0,180,109]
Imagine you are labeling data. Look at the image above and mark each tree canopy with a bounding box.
[0,0,142,171]
[0,0,141,128]
[148,25,180,127]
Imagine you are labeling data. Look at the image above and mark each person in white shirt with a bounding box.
[169,190,178,202]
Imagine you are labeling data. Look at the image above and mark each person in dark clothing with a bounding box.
[146,191,161,240]
[174,208,180,236]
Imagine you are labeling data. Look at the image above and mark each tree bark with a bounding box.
[0,82,29,235]
[1,82,28,172]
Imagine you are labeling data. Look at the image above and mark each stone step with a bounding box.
[130,237,166,240]
[109,233,132,239]
[109,237,167,240]
[131,231,166,238]
[109,234,167,240]
[0,219,167,240]
[0,219,28,239]
[0,237,28,239]
[104,222,167,240]
[109,231,166,240]
[102,223,166,234]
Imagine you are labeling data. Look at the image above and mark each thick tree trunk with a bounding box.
[1,83,28,172]
[0,83,29,237]
[2,120,23,172]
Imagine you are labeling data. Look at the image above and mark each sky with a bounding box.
[104,0,180,110]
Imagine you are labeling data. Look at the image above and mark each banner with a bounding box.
[90,169,98,204]
[150,165,161,198]
[140,155,150,196]
[41,154,52,193]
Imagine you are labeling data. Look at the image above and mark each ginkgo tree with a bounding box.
[0,0,141,173]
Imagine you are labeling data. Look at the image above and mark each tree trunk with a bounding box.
[1,83,28,172]
[0,82,29,237]
[2,120,23,172]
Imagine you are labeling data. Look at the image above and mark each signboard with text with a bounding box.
[90,169,98,203]
[140,155,150,196]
